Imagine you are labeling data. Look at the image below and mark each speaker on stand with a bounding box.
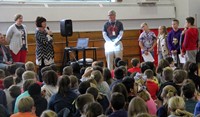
[60,19,73,47]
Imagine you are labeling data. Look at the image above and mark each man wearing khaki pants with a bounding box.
[102,10,124,70]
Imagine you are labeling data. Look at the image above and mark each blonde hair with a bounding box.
[128,97,148,117]
[22,71,36,81]
[25,61,35,71]
[40,110,57,117]
[141,22,148,28]
[161,85,177,101]
[18,96,34,112]
[137,89,150,102]
[90,70,103,83]
[158,26,168,37]
[168,96,193,116]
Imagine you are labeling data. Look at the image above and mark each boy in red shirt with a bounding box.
[144,69,159,100]
[128,58,141,74]
[181,17,199,63]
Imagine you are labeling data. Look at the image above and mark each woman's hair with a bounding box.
[40,110,57,117]
[112,83,128,102]
[58,75,70,97]
[90,70,103,83]
[136,113,151,117]
[14,14,23,21]
[43,70,58,86]
[18,96,34,112]
[158,26,168,37]
[35,16,46,27]
[168,96,193,116]
[161,85,177,100]
[84,102,103,117]
[128,97,148,117]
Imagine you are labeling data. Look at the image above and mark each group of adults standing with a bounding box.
[103,10,200,70]
[0,14,54,80]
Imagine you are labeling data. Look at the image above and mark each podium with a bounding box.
[62,47,97,67]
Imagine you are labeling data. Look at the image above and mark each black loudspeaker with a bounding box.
[60,19,73,37]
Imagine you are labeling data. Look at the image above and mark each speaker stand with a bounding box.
[65,36,68,47]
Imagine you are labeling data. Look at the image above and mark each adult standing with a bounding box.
[181,17,199,63]
[138,22,157,58]
[35,16,54,82]
[167,19,182,65]
[102,10,124,70]
[6,14,28,63]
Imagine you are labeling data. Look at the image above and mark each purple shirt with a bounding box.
[139,31,156,51]
[167,29,182,51]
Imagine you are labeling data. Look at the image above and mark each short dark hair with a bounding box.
[43,70,58,86]
[78,81,90,94]
[41,66,52,76]
[117,60,127,67]
[189,63,198,73]
[173,19,179,24]
[3,76,14,89]
[111,92,125,110]
[114,57,121,67]
[35,16,46,27]
[165,57,174,64]
[15,67,25,84]
[182,81,196,99]
[9,85,21,98]
[114,67,124,79]
[131,58,140,67]
[0,69,5,79]
[186,17,195,25]
[122,77,135,93]
[86,87,99,100]
[141,64,150,73]
[144,69,154,79]
[93,66,103,74]
[112,83,128,102]
[62,66,73,76]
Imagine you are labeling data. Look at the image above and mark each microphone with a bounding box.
[46,26,53,37]
[47,26,50,30]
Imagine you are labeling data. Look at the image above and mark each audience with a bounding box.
[109,92,127,117]
[128,97,148,117]
[28,83,47,116]
[168,96,193,117]
[11,97,37,117]
[48,75,78,113]
[41,70,58,102]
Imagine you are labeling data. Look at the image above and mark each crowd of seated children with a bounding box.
[0,52,199,117]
